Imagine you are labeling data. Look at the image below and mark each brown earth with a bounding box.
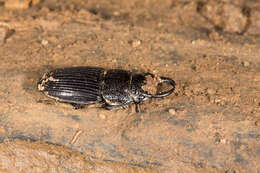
[0,0,260,172]
[0,139,155,173]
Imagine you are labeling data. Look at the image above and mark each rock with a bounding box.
[247,10,260,35]
[5,0,32,9]
[169,108,176,115]
[99,113,106,119]
[41,39,49,46]
[242,61,250,67]
[130,40,142,48]
[207,88,216,95]
[198,1,249,34]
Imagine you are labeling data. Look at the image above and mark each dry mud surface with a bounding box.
[0,0,260,172]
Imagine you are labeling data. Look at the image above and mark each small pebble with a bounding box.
[5,0,32,9]
[113,11,120,16]
[214,98,222,104]
[41,39,49,46]
[255,120,260,126]
[220,138,227,144]
[132,40,141,48]
[242,61,250,67]
[207,88,216,95]
[169,108,176,115]
[0,126,6,133]
[99,114,106,119]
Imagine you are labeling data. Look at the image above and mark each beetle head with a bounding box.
[130,73,176,103]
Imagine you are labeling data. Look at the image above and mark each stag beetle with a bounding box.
[38,67,176,112]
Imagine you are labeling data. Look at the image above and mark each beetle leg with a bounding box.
[104,104,129,110]
[135,104,140,113]
[70,103,85,110]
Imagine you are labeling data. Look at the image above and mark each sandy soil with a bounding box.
[0,0,259,172]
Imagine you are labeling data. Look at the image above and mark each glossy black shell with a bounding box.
[38,67,104,105]
[38,67,176,110]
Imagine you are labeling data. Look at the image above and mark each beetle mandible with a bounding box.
[38,66,176,112]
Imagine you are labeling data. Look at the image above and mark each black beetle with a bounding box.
[38,67,176,112]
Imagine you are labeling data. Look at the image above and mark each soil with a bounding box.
[0,0,260,172]
[0,139,155,173]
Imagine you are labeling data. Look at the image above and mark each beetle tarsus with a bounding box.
[71,103,85,110]
[135,104,140,113]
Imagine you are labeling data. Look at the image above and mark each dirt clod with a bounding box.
[207,88,216,95]
[198,0,249,33]
[41,39,49,46]
[131,40,142,48]
[169,108,176,115]
[242,61,250,67]
[142,75,160,95]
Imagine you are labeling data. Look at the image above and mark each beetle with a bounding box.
[38,66,176,112]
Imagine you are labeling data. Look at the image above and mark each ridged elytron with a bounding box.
[38,67,176,112]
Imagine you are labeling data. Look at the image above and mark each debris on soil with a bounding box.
[41,39,49,46]
[130,39,142,48]
[38,73,58,91]
[198,0,249,34]
[99,113,106,119]
[208,30,224,40]
[70,130,83,145]
[142,75,160,95]
[207,88,216,95]
[5,0,32,9]
[0,26,9,44]
[242,61,250,67]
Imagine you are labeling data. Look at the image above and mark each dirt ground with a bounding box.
[0,0,259,172]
